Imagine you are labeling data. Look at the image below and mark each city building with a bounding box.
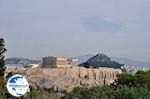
[42,56,78,68]
[121,64,149,74]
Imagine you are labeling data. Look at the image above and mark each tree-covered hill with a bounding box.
[79,53,123,69]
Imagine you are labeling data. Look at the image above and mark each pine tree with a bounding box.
[0,38,7,77]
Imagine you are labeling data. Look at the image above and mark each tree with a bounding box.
[62,71,150,99]
[0,38,7,98]
[0,38,7,77]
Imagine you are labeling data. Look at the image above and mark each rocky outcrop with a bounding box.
[5,67,122,92]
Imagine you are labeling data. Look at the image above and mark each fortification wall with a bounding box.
[5,67,122,92]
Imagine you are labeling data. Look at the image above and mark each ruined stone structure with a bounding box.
[43,56,78,68]
[5,67,122,92]
[67,58,78,67]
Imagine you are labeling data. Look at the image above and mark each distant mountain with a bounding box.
[79,53,123,69]
[5,58,41,66]
[111,57,150,68]
[76,54,94,64]
[77,54,150,68]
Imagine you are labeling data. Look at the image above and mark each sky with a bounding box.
[0,0,150,61]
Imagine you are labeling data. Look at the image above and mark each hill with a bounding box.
[111,57,150,68]
[76,54,94,64]
[79,53,123,69]
[5,58,41,66]
[77,54,150,68]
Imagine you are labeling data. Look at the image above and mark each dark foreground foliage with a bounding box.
[62,71,150,99]
[0,74,59,99]
[62,85,150,99]
[0,83,59,99]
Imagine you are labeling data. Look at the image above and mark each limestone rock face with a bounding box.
[5,67,122,92]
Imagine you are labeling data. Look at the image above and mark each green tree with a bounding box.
[0,38,7,77]
[0,38,7,98]
[62,71,150,99]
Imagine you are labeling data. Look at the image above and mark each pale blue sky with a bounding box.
[0,0,150,61]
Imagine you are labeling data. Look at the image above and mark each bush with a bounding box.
[62,71,150,99]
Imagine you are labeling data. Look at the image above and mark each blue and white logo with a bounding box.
[6,74,29,97]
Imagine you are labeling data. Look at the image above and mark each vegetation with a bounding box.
[0,87,59,99]
[115,70,150,88]
[0,38,7,77]
[1,39,150,99]
[0,38,8,98]
[0,38,59,99]
[62,71,150,99]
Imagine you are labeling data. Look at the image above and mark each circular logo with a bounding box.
[6,74,29,97]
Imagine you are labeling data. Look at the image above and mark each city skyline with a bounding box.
[1,0,150,62]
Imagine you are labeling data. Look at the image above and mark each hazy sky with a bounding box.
[0,0,150,61]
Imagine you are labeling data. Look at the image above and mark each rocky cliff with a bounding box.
[5,67,122,92]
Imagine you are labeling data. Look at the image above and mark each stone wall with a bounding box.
[5,67,122,92]
[42,57,78,68]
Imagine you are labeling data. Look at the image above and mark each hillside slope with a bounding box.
[79,53,123,69]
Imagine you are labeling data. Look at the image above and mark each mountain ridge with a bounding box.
[76,54,150,68]
[5,55,150,68]
[5,58,41,66]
